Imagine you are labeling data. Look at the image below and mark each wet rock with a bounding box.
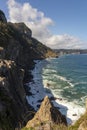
[72,114,77,116]
[50,96,62,101]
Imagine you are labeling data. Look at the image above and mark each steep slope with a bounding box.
[0,22,57,69]
[0,21,57,82]
[0,10,57,130]
[0,10,7,23]
[26,96,67,129]
[1,10,87,130]
[0,60,29,129]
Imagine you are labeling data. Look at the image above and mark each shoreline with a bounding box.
[26,59,85,125]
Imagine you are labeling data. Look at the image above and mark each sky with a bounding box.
[0,0,87,49]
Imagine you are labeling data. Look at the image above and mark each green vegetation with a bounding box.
[2,10,86,130]
[22,127,35,130]
[69,112,87,130]
[21,112,87,130]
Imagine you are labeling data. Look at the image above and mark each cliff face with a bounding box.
[0,10,57,130]
[0,21,57,83]
[0,10,7,23]
[1,10,86,130]
[0,60,27,129]
[0,22,56,70]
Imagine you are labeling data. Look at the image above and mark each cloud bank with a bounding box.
[7,0,85,49]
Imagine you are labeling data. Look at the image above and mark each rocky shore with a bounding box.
[0,10,58,130]
[0,10,87,130]
[0,59,30,128]
[26,96,67,130]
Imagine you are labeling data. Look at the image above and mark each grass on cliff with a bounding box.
[53,112,87,130]
[68,111,87,130]
[21,111,87,130]
[22,127,34,130]
[21,125,77,130]
[21,124,72,130]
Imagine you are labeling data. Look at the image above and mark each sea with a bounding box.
[26,54,87,124]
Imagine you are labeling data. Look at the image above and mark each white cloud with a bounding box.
[46,34,84,49]
[7,0,85,49]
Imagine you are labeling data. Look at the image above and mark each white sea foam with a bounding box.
[43,72,74,88]
[74,82,87,85]
[26,59,86,125]
[43,68,57,73]
[54,74,74,87]
[81,95,87,102]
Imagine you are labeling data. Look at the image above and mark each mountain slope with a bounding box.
[0,22,57,68]
[0,10,57,130]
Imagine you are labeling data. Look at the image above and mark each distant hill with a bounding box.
[54,49,87,56]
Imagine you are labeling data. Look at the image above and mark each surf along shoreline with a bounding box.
[26,57,86,125]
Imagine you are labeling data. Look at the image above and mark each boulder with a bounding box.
[26,96,67,129]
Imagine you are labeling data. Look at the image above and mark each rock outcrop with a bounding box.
[78,120,87,130]
[0,10,7,23]
[0,21,56,85]
[0,10,57,130]
[0,59,31,129]
[13,22,32,38]
[26,96,67,129]
[0,21,57,77]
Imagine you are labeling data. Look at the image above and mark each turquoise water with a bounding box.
[42,54,87,106]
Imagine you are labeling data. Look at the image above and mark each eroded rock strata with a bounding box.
[0,60,29,129]
[0,10,58,130]
[26,96,67,129]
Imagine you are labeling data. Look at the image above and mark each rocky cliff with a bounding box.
[1,9,87,130]
[0,10,57,130]
[0,21,57,82]
[0,22,56,69]
[0,10,7,23]
[26,96,67,130]
[0,60,29,129]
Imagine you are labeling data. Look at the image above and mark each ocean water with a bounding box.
[42,54,87,107]
[27,54,87,124]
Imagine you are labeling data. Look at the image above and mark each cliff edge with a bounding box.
[26,96,67,130]
[0,10,7,23]
[0,10,57,130]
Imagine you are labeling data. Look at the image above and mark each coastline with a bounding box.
[26,58,85,125]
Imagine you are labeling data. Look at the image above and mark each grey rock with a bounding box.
[0,10,7,23]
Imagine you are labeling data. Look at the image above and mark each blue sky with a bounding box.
[28,0,87,39]
[0,0,87,49]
